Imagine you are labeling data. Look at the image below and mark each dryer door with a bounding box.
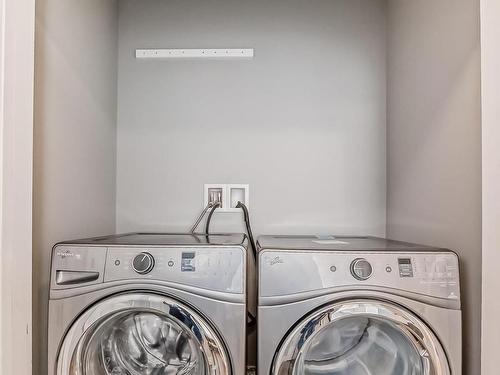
[272,299,450,375]
[57,292,231,375]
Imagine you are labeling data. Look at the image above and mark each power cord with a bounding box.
[236,201,256,260]
[235,201,257,330]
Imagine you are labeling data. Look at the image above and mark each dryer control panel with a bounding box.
[259,250,460,302]
[51,245,246,294]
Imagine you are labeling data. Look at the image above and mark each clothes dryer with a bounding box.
[257,235,461,375]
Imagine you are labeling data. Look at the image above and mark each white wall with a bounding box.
[481,0,500,373]
[1,0,35,374]
[0,0,4,365]
[116,0,387,237]
[33,1,118,373]
[386,1,481,373]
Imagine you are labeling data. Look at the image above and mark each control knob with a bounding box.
[132,252,155,274]
[350,258,373,281]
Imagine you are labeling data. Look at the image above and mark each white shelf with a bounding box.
[136,48,254,59]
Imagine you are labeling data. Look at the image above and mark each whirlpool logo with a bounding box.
[56,250,80,259]
[268,256,284,266]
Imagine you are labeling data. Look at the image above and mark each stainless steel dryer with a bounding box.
[257,235,461,375]
[48,233,249,375]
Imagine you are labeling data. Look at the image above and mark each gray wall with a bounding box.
[116,0,387,237]
[386,1,482,373]
[33,0,118,373]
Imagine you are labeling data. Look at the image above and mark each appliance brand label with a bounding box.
[268,256,284,266]
[56,250,81,259]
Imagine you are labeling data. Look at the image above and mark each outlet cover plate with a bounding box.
[203,184,249,212]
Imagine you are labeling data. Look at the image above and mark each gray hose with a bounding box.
[205,202,221,234]
[190,202,214,233]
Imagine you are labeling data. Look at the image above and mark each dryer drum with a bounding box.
[272,300,450,375]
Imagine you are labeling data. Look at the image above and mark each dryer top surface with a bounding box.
[257,235,448,253]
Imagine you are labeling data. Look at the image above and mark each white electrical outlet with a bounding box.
[203,184,249,212]
[227,184,250,209]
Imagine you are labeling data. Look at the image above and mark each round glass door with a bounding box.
[75,310,205,374]
[58,293,230,375]
[273,300,450,375]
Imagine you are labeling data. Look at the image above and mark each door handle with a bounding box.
[56,270,99,285]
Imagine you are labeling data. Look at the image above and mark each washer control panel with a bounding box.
[105,247,245,294]
[51,245,245,294]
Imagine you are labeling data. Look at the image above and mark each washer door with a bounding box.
[272,300,450,375]
[57,293,231,375]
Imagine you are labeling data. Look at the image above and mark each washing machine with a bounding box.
[257,235,461,375]
[48,232,249,375]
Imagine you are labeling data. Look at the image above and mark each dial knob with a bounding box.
[350,258,373,281]
[132,252,155,274]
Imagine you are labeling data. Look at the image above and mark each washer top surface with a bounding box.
[257,235,446,252]
[60,232,247,246]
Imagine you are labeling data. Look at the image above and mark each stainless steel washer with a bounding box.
[257,235,461,375]
[48,233,249,375]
